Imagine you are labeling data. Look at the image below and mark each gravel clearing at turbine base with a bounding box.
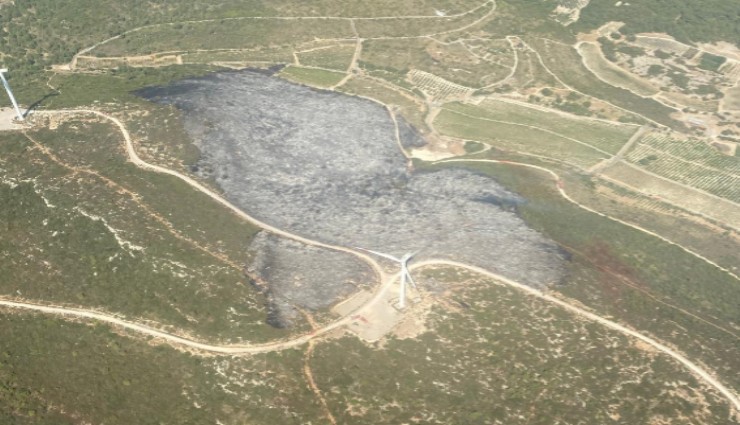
[140,70,567,325]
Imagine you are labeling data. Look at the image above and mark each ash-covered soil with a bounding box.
[140,70,567,325]
[247,233,374,328]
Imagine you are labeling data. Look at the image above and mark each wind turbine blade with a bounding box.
[401,251,419,263]
[406,270,417,289]
[354,247,401,262]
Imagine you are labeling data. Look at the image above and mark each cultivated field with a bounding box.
[182,47,295,66]
[434,107,610,168]
[337,76,428,132]
[624,133,740,202]
[601,162,740,229]
[360,37,513,88]
[632,35,691,56]
[433,98,638,168]
[295,42,356,70]
[75,54,182,69]
[408,69,474,101]
[722,85,740,111]
[471,97,637,153]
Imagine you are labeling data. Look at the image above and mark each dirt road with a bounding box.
[409,259,740,415]
[2,260,738,414]
[35,109,385,277]
[5,109,735,416]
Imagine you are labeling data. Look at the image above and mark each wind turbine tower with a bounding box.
[356,248,418,309]
[0,69,24,121]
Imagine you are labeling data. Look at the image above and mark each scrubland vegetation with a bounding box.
[1,0,739,423]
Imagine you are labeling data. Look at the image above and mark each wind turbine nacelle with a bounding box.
[0,69,8,73]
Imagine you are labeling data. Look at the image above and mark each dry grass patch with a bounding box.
[434,106,608,168]
[295,42,356,71]
[578,42,659,97]
[279,66,347,88]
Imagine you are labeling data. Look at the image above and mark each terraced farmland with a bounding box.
[625,134,740,202]
[526,37,683,129]
[601,162,740,229]
[360,36,513,88]
[408,69,473,101]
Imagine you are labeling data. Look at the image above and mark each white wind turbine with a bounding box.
[356,247,417,309]
[0,69,24,121]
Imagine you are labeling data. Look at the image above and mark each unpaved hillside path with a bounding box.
[36,109,384,276]
[2,260,738,415]
[588,125,647,174]
[410,259,740,416]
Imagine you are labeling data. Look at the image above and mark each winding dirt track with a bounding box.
[38,110,384,274]
[0,109,736,416]
[411,260,740,415]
